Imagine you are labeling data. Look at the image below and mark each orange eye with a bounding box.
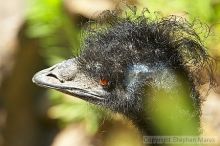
[99,79,109,86]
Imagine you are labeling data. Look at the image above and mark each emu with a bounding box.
[33,11,213,145]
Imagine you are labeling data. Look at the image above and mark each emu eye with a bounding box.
[99,79,109,86]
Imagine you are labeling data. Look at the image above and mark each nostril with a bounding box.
[47,73,58,79]
[47,73,64,83]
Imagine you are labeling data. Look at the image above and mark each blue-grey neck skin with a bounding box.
[99,62,200,136]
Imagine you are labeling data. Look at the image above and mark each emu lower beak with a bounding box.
[32,59,104,101]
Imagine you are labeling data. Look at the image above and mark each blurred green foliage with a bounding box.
[26,0,102,134]
[27,0,80,65]
[146,75,199,136]
[141,0,217,21]
[26,0,220,137]
[48,90,105,134]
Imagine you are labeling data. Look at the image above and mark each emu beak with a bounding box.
[32,58,104,101]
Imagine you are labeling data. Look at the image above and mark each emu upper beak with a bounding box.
[32,58,105,101]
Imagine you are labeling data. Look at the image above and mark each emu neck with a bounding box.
[136,70,200,136]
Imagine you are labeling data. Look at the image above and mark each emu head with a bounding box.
[33,13,213,135]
